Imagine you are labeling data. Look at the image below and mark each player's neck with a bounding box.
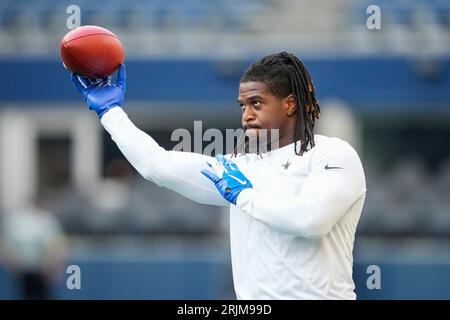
[270,117,298,151]
[267,131,297,151]
[277,136,296,150]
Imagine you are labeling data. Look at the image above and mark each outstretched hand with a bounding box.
[71,64,126,118]
[201,154,253,205]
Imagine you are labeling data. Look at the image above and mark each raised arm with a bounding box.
[101,108,227,206]
[70,64,228,206]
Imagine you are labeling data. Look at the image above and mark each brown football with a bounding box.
[60,25,125,78]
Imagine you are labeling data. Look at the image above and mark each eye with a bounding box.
[253,101,261,107]
[239,103,245,110]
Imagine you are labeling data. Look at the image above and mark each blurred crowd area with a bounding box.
[1,0,450,299]
[0,0,450,57]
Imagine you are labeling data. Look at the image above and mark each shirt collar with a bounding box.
[262,140,299,162]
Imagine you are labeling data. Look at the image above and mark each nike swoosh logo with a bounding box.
[325,164,343,170]
[228,174,247,185]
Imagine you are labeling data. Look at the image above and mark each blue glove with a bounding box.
[201,154,253,205]
[71,64,126,118]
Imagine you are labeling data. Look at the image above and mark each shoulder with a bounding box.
[308,135,366,192]
[313,134,358,155]
[309,135,362,168]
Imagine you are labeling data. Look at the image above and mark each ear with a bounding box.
[283,94,296,117]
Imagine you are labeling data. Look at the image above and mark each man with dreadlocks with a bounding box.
[70,52,366,300]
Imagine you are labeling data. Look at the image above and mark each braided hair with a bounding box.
[238,51,320,156]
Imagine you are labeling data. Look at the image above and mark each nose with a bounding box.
[242,105,256,125]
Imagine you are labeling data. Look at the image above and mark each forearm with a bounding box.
[236,148,366,239]
[237,189,359,238]
[101,107,228,206]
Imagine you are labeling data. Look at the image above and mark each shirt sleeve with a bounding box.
[101,107,228,207]
[236,139,366,238]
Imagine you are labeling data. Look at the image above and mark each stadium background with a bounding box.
[1,0,450,299]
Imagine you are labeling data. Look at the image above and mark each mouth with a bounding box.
[244,126,260,140]
[243,124,261,131]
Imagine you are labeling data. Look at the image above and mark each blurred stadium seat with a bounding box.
[0,0,450,57]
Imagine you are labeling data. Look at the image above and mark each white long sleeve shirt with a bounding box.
[101,107,366,300]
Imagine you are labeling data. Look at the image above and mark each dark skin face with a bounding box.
[238,81,298,150]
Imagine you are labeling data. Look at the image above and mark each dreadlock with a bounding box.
[237,51,320,156]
